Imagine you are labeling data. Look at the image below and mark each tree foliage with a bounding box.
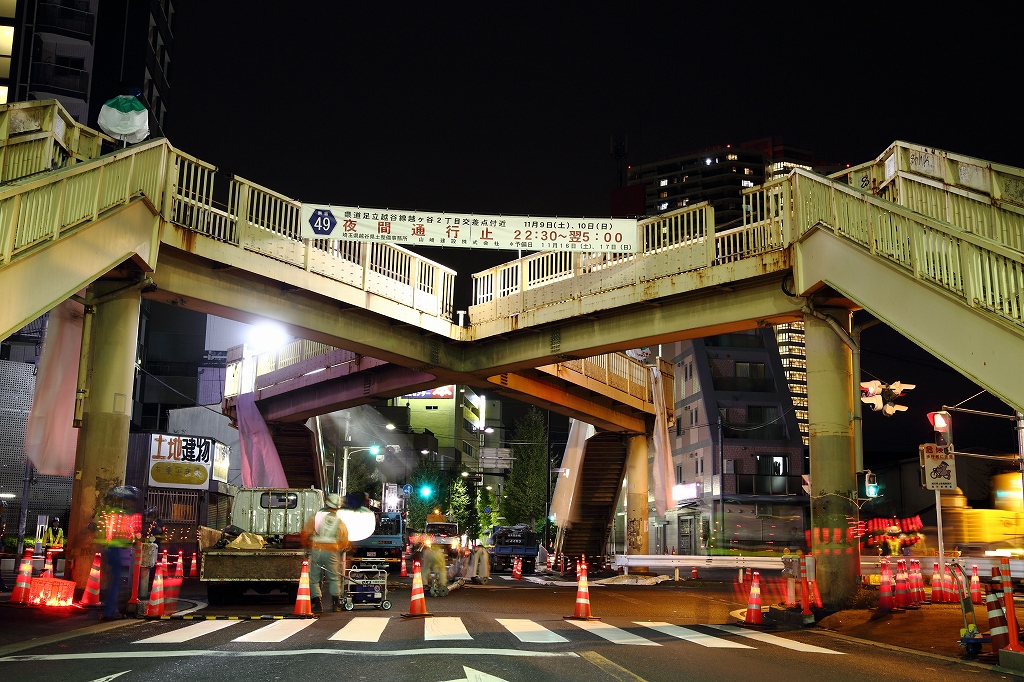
[501,407,548,526]
[477,487,499,534]
[407,457,443,531]
[449,476,470,530]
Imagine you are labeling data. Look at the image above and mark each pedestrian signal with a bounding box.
[926,411,953,449]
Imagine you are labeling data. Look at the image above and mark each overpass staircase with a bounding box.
[558,432,628,560]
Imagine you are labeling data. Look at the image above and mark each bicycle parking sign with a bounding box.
[921,443,957,490]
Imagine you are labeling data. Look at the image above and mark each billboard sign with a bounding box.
[212,441,231,483]
[300,204,638,253]
[148,433,213,490]
[402,385,456,400]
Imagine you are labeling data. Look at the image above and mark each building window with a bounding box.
[744,167,754,175]
[676,417,682,437]
[756,454,789,475]
[676,465,683,485]
[748,405,779,425]
[660,179,668,186]
[735,362,765,378]
[727,154,738,161]
[425,405,439,410]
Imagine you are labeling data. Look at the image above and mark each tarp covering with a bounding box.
[236,392,288,488]
[550,419,594,554]
[24,300,82,476]
[650,367,674,518]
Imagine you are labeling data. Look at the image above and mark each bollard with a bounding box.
[1000,558,1024,652]
[127,542,143,607]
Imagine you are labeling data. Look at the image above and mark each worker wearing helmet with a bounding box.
[300,493,350,613]
[43,517,64,554]
[92,486,142,620]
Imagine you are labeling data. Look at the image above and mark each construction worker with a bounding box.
[43,517,64,554]
[300,493,350,613]
[92,486,142,620]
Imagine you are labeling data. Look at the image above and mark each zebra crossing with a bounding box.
[128,616,843,654]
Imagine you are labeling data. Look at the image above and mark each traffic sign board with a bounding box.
[921,443,956,490]
[483,506,492,514]
[401,484,412,496]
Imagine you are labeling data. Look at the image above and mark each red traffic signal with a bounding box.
[927,411,952,448]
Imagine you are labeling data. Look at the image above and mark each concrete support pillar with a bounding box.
[804,309,858,607]
[66,283,141,589]
[625,435,649,558]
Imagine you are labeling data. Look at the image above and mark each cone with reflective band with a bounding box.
[146,562,165,616]
[931,562,944,603]
[402,560,432,618]
[161,549,168,567]
[565,560,599,620]
[10,549,34,604]
[512,556,522,580]
[987,584,1010,652]
[691,566,699,579]
[943,565,954,603]
[877,563,894,612]
[913,560,927,604]
[42,550,53,577]
[811,578,824,609]
[895,560,910,609]
[293,559,312,616]
[745,567,752,584]
[188,552,198,578]
[970,564,983,605]
[744,571,763,625]
[175,553,184,578]
[993,566,1005,612]
[79,553,102,607]
[999,557,1024,652]
[400,551,408,578]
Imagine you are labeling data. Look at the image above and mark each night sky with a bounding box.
[167,5,1024,457]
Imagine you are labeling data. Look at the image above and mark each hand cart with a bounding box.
[342,566,391,611]
[949,562,990,657]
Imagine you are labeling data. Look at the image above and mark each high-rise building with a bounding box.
[1,0,172,132]
[774,322,808,446]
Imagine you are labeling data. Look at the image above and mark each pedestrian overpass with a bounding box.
[4,100,1024,602]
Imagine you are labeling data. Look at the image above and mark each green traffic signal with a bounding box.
[420,485,432,498]
[369,445,380,455]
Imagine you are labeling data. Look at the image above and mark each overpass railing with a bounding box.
[0,101,457,324]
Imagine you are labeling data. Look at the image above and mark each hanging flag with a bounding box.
[97,95,149,144]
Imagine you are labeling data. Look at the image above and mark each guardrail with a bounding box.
[0,100,458,325]
[613,554,785,575]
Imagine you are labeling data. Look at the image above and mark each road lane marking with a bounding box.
[566,621,659,646]
[0,647,580,662]
[424,617,472,641]
[133,620,239,644]
[496,619,568,643]
[579,651,649,682]
[708,625,844,654]
[329,617,391,643]
[232,619,316,643]
[634,622,753,648]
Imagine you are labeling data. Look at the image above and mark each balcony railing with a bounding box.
[31,62,90,98]
[703,333,764,348]
[36,2,96,40]
[710,376,776,392]
[722,422,787,440]
[734,474,804,495]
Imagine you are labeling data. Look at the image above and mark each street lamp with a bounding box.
[336,444,380,496]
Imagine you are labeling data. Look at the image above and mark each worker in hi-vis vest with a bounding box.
[300,493,350,613]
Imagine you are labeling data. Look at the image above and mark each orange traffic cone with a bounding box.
[146,562,165,617]
[993,567,1005,611]
[79,553,102,607]
[691,566,699,579]
[564,561,599,620]
[189,552,198,578]
[877,564,893,612]
[10,549,34,605]
[895,560,910,609]
[175,553,184,579]
[42,550,53,577]
[970,565,983,605]
[402,560,433,618]
[744,567,752,584]
[512,557,522,580]
[942,565,954,603]
[810,578,824,609]
[987,584,1010,652]
[744,571,763,625]
[400,551,408,578]
[163,574,182,615]
[930,562,944,603]
[293,559,313,617]
[161,549,168,567]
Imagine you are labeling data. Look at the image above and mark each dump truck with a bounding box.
[489,524,538,573]
[199,487,323,605]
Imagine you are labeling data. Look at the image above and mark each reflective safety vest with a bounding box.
[312,510,341,544]
[43,526,64,548]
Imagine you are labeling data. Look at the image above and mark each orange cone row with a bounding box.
[402,560,432,618]
[79,553,102,607]
[10,549,34,605]
[512,557,523,580]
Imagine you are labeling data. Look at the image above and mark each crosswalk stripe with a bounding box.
[329,617,391,643]
[566,620,660,646]
[232,619,316,643]
[634,622,753,648]
[424,617,472,641]
[134,620,239,644]
[496,618,568,643]
[707,625,844,654]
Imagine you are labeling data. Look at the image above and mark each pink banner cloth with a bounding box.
[236,392,288,488]
[24,300,83,476]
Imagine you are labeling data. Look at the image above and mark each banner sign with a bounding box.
[212,441,231,483]
[148,433,213,490]
[300,204,638,253]
[921,443,957,490]
[402,385,456,400]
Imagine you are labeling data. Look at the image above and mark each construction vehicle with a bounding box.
[350,511,405,570]
[489,524,538,573]
[423,511,460,558]
[199,487,323,605]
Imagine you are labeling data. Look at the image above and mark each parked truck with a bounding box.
[489,524,538,573]
[350,511,405,570]
[200,487,323,605]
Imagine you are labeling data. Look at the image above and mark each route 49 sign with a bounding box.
[920,443,957,490]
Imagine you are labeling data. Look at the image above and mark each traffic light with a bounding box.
[368,444,380,455]
[927,411,953,449]
[864,471,880,498]
[419,485,433,499]
[861,380,914,416]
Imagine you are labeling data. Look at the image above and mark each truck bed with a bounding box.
[201,549,307,582]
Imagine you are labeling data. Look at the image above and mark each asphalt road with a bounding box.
[0,577,1013,682]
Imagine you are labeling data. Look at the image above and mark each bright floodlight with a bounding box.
[369,445,380,455]
[461,471,469,477]
[484,427,494,434]
[385,423,396,430]
[337,507,376,542]
[248,323,288,354]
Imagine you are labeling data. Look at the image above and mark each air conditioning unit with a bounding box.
[724,459,735,474]
[755,503,773,519]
